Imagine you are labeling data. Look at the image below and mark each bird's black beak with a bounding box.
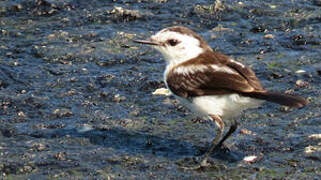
[132,39,160,46]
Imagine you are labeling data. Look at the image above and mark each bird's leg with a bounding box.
[180,117,238,170]
[179,115,223,170]
[213,121,238,152]
[200,115,224,166]
[200,119,238,167]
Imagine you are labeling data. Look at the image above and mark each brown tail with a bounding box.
[244,91,308,108]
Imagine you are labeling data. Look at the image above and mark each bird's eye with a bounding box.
[167,39,180,46]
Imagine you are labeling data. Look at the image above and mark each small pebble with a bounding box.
[304,145,319,154]
[1,30,8,35]
[295,69,306,74]
[22,165,33,173]
[129,110,140,116]
[17,111,26,118]
[53,108,73,118]
[243,155,257,162]
[267,113,275,117]
[62,17,70,22]
[55,152,67,161]
[15,32,22,37]
[152,88,171,96]
[113,94,126,103]
[240,128,256,135]
[269,5,277,9]
[280,106,291,112]
[6,52,13,57]
[77,124,94,133]
[48,34,55,39]
[32,143,47,151]
[296,79,309,88]
[284,68,292,73]
[264,34,274,39]
[308,134,321,139]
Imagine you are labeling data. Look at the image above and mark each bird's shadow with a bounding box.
[26,126,244,162]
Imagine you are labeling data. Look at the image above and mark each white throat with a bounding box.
[161,45,204,66]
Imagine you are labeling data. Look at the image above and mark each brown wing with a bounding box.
[166,54,264,98]
[225,59,263,90]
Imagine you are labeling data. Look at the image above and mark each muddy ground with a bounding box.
[0,0,320,179]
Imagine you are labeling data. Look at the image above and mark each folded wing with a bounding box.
[166,55,264,98]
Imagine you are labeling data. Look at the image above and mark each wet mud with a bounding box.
[0,0,320,179]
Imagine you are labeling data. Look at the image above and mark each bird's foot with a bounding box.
[214,143,231,153]
[198,144,242,162]
[176,156,209,170]
[198,143,230,155]
[213,145,243,162]
[176,156,225,170]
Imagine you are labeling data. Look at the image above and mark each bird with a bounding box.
[133,26,308,168]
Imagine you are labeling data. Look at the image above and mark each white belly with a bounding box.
[175,94,263,121]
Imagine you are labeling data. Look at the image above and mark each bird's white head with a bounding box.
[134,26,212,66]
